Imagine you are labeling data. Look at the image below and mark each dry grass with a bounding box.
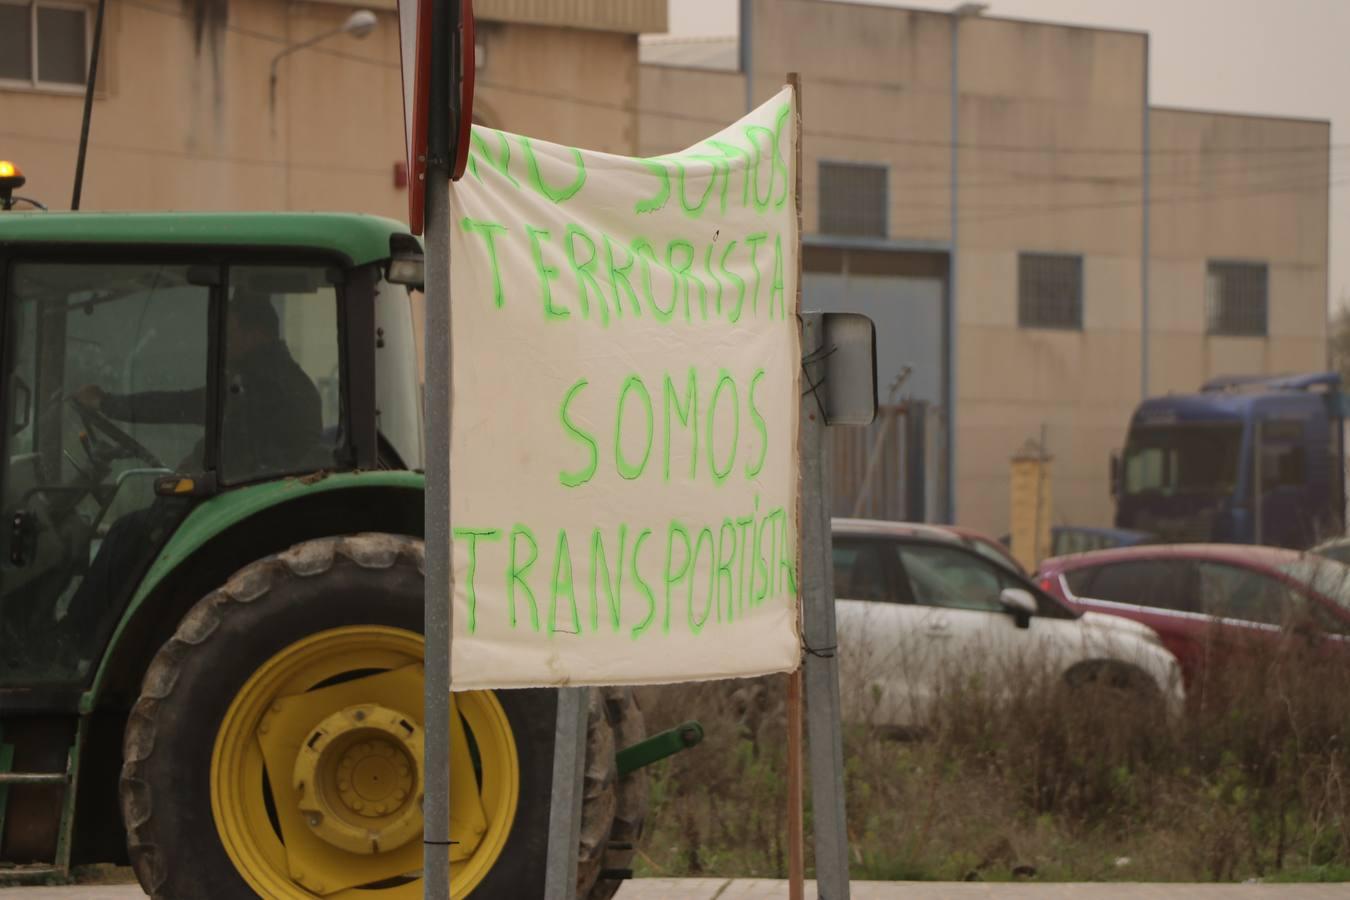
[633,632,1350,883]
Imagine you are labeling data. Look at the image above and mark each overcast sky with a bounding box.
[667,0,1350,311]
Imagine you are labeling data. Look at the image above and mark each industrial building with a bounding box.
[2,0,1330,537]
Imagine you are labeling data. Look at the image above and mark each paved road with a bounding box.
[5,880,1348,898]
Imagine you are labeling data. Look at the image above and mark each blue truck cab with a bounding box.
[1114,373,1346,548]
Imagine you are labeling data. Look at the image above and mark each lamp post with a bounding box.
[270,10,378,117]
[945,1,986,524]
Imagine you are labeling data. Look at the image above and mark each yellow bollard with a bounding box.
[1009,439,1053,573]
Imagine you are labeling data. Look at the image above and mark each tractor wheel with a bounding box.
[588,687,648,900]
[119,533,622,899]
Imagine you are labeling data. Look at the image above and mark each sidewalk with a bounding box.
[5,880,1349,898]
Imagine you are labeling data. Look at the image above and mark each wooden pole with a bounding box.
[787,669,805,900]
[786,70,806,900]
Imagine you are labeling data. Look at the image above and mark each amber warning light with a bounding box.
[0,160,24,187]
[1,160,28,211]
[0,161,47,212]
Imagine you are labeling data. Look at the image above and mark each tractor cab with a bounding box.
[0,212,425,690]
[0,192,668,900]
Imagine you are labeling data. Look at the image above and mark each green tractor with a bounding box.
[0,177,686,897]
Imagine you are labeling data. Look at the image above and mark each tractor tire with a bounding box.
[588,687,649,900]
[118,533,624,900]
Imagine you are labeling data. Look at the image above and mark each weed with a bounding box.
[634,633,1350,882]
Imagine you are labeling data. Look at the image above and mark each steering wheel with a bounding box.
[67,397,165,469]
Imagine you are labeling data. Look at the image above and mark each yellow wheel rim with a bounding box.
[211,626,518,899]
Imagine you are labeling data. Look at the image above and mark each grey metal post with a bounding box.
[423,0,455,897]
[740,0,753,112]
[1254,418,1264,546]
[422,171,454,894]
[1141,36,1151,399]
[944,13,961,526]
[544,687,590,900]
[801,312,851,900]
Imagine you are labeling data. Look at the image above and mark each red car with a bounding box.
[1036,545,1350,690]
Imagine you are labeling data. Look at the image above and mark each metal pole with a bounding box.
[1141,37,1151,399]
[740,0,753,112]
[423,0,456,897]
[70,0,107,210]
[801,314,852,900]
[944,14,960,525]
[544,688,589,900]
[1034,423,1048,564]
[1253,418,1263,546]
[786,670,805,900]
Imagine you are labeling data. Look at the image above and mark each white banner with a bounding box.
[446,87,801,688]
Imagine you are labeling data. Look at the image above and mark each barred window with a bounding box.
[1206,261,1267,337]
[819,161,887,238]
[1018,253,1082,330]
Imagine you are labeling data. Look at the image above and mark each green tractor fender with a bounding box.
[85,471,426,712]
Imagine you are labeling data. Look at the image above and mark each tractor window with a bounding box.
[374,277,424,470]
[2,262,208,685]
[219,266,338,484]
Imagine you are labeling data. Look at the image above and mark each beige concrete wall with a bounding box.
[3,0,640,215]
[638,64,744,158]
[953,16,1148,537]
[1148,108,1331,394]
[638,2,1328,541]
[747,0,954,243]
[638,3,1152,536]
[474,21,638,154]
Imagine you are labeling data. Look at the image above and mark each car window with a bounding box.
[1197,562,1303,627]
[1078,560,1199,613]
[1313,542,1350,568]
[832,538,891,603]
[1055,531,1109,556]
[969,537,1025,576]
[1063,568,1097,596]
[895,543,1003,613]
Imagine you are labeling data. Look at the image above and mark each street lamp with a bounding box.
[269,10,378,115]
[944,0,987,524]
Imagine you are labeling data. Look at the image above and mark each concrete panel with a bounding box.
[1203,336,1271,379]
[638,66,745,156]
[958,17,1146,105]
[1148,259,1206,334]
[1150,109,1330,267]
[958,250,1016,329]
[1083,255,1143,332]
[1267,336,1332,375]
[1269,263,1330,339]
[750,0,954,95]
[1149,333,1208,395]
[475,22,638,153]
[475,0,666,34]
[960,326,1141,408]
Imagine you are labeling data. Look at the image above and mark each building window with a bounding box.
[1018,253,1082,330]
[1206,261,1267,337]
[0,1,89,90]
[818,161,887,238]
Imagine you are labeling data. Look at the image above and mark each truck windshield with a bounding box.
[1122,424,1242,496]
